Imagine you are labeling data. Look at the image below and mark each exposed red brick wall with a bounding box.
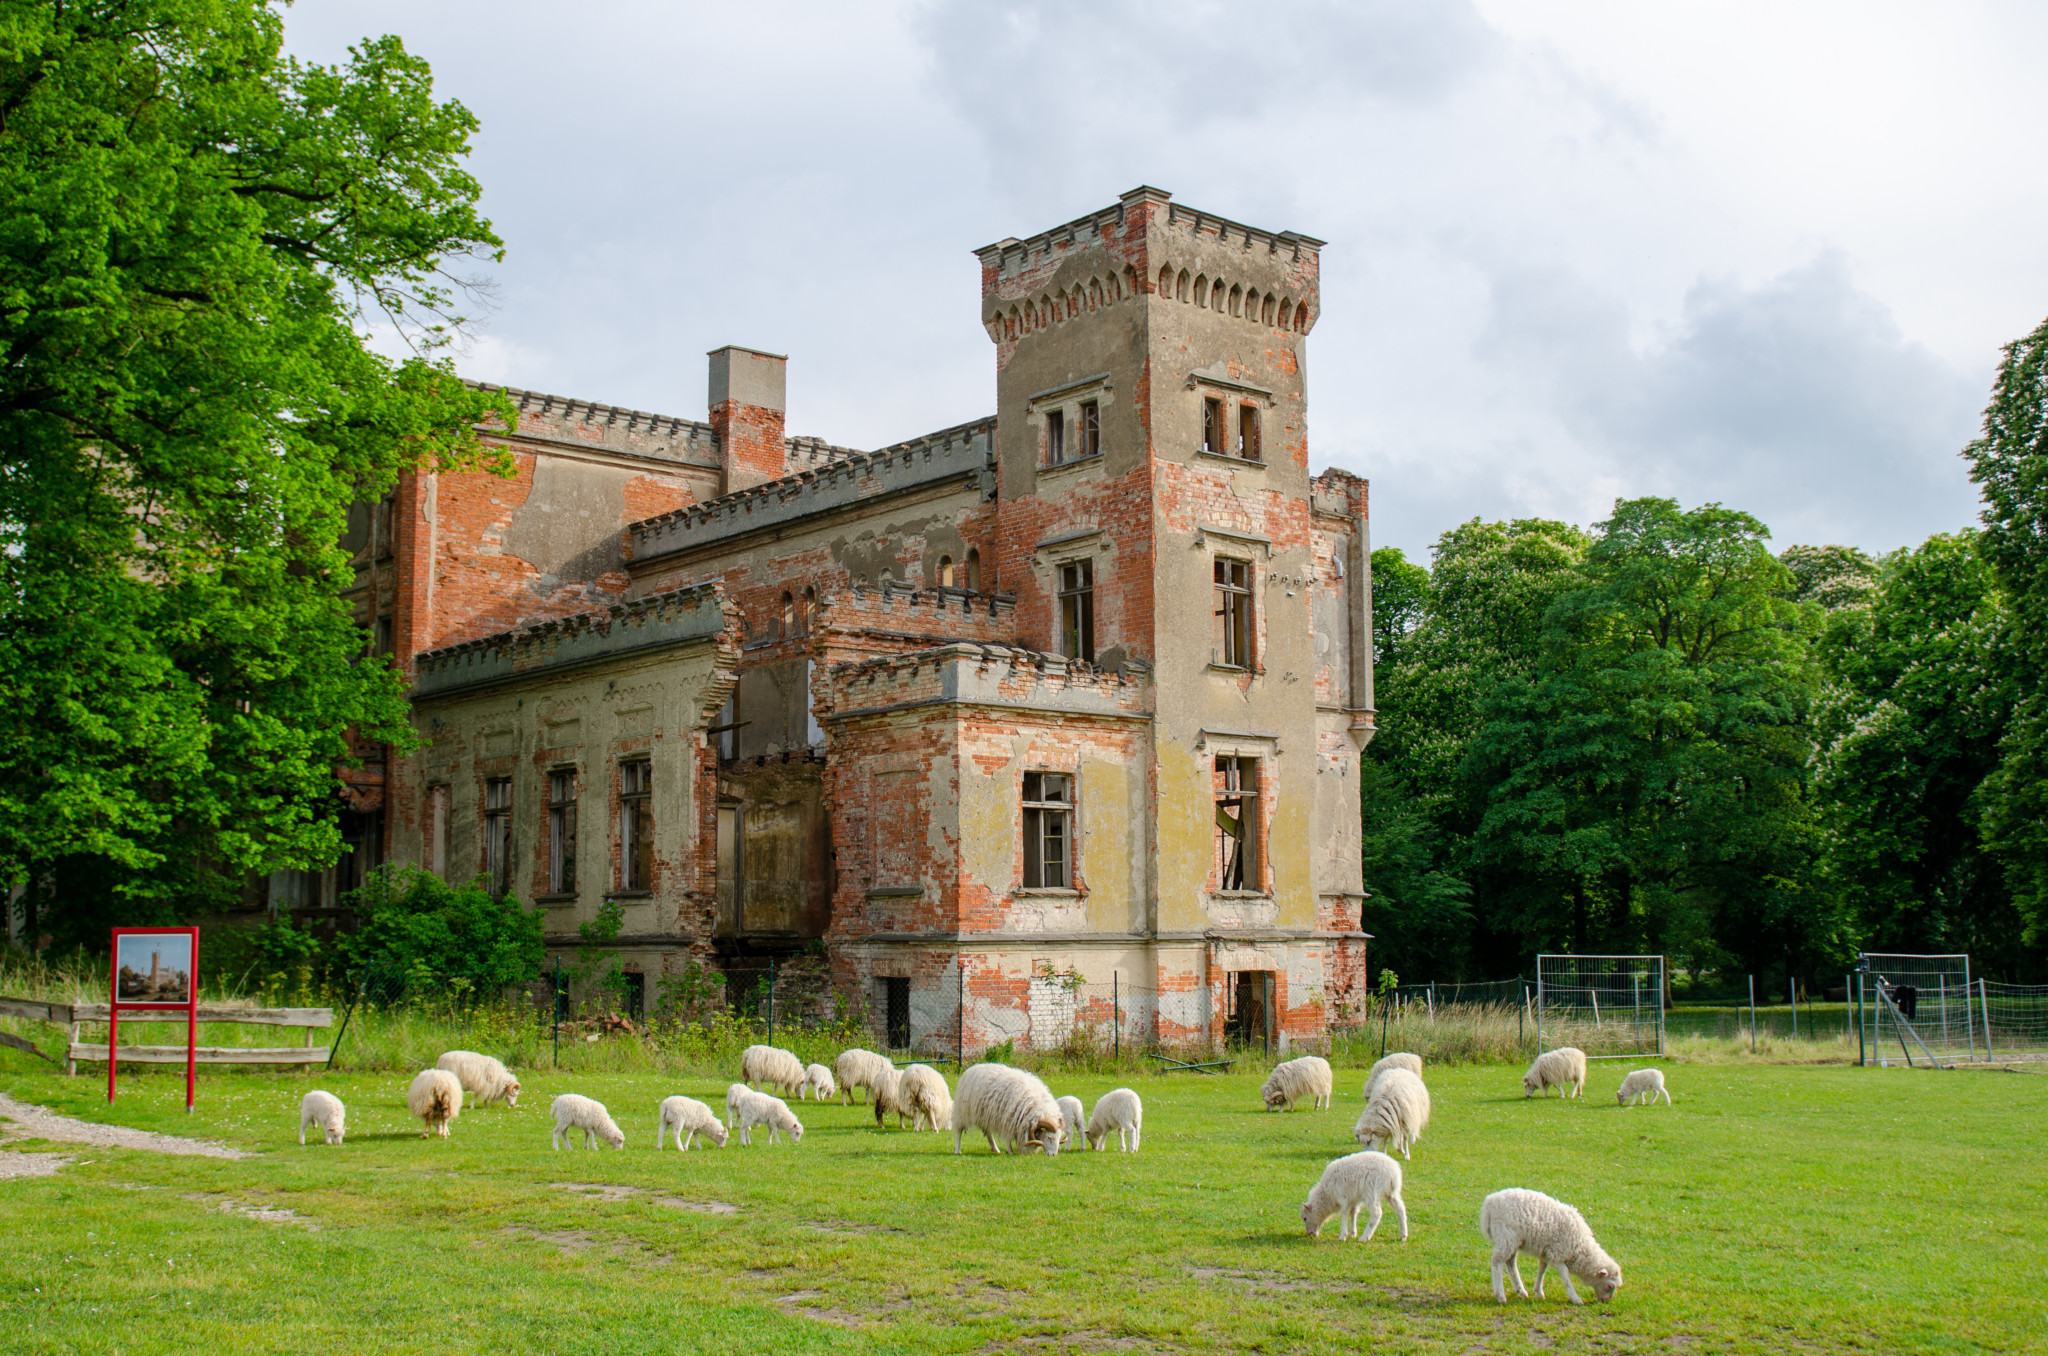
[710,400,787,487]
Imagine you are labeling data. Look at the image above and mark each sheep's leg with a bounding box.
[1360,1199,1382,1243]
[1130,1125,1140,1152]
[1504,1250,1530,1299]
[682,1127,696,1151]
[1659,1087,1671,1106]
[299,1117,308,1146]
[1558,1267,1584,1305]
[1389,1191,1409,1242]
[984,1130,999,1154]
[952,1126,963,1155]
[1533,1258,1548,1299]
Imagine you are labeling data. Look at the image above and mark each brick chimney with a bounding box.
[707,345,788,493]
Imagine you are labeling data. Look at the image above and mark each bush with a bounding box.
[337,865,543,989]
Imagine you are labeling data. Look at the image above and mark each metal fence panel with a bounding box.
[1537,954,1666,1059]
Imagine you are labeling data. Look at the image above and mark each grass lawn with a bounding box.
[0,1056,2041,1355]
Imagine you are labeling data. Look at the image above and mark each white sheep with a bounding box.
[1301,1151,1408,1242]
[951,1063,1064,1155]
[1262,1055,1334,1112]
[1364,1051,1423,1100]
[435,1050,521,1109]
[550,1093,625,1150]
[1085,1087,1143,1152]
[655,1095,728,1150]
[1352,1067,1431,1160]
[406,1068,463,1139]
[1479,1188,1624,1304]
[1056,1095,1085,1149]
[870,1066,913,1129]
[1615,1068,1670,1107]
[1523,1047,1588,1100]
[298,1090,346,1146]
[834,1048,893,1105]
[741,1043,808,1096]
[725,1083,804,1146]
[898,1063,953,1133]
[802,1062,837,1102]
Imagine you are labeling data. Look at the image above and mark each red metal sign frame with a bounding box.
[108,927,200,1110]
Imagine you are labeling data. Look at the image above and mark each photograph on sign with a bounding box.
[116,933,193,1004]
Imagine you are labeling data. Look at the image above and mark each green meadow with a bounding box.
[0,1058,2041,1355]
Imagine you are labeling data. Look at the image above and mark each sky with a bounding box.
[284,1,2048,562]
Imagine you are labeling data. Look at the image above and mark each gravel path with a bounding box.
[0,1091,249,1160]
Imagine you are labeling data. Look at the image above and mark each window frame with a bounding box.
[1213,755,1260,892]
[483,776,514,898]
[546,768,578,896]
[1202,397,1224,455]
[1213,556,1254,668]
[1078,399,1101,459]
[618,759,654,893]
[1057,558,1095,663]
[1236,402,1261,462]
[1021,771,1075,890]
[1046,407,1066,466]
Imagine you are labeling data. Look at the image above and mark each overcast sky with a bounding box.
[285,1,2048,562]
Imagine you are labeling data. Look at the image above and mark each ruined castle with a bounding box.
[320,187,1376,1054]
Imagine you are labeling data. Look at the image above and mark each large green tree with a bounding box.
[1464,500,1837,984]
[1963,314,2048,949]
[0,1,511,943]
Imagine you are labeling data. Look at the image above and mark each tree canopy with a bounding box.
[0,0,512,942]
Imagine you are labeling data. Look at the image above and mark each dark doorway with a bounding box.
[621,971,645,1022]
[1226,971,1274,1053]
[884,976,911,1050]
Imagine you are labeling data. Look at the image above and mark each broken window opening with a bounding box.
[1237,403,1261,461]
[484,777,514,898]
[938,555,955,588]
[883,976,911,1050]
[965,549,982,593]
[1203,397,1223,455]
[1079,400,1100,459]
[1057,559,1095,663]
[1046,407,1065,466]
[1214,756,1260,892]
[547,769,578,895]
[1022,771,1074,889]
[1214,557,1253,668]
[619,759,653,892]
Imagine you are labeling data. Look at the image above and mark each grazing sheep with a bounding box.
[802,1063,838,1102]
[898,1064,953,1133]
[1352,1067,1431,1160]
[1364,1051,1424,1100]
[406,1069,463,1139]
[1056,1095,1085,1149]
[1301,1151,1408,1242]
[1479,1188,1623,1304]
[1615,1068,1670,1107]
[550,1093,625,1150]
[741,1044,808,1096]
[870,1066,913,1129]
[1085,1088,1143,1152]
[725,1084,804,1146]
[435,1050,521,1109]
[834,1048,893,1105]
[298,1090,346,1146]
[950,1063,1064,1156]
[1523,1047,1588,1100]
[1262,1055,1334,1112]
[655,1095,728,1150]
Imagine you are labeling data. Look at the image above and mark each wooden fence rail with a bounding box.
[0,997,333,1074]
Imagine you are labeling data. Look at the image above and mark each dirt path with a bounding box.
[0,1091,249,1160]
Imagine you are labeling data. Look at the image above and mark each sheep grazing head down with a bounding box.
[1588,1261,1623,1303]
[1300,1201,1325,1237]
[1521,1070,1541,1098]
[503,1078,522,1107]
[1022,1113,1065,1154]
[1264,1086,1290,1111]
[599,1122,625,1150]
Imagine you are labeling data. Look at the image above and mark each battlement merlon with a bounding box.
[626,417,997,565]
[974,186,1325,293]
[819,642,1153,726]
[412,581,733,702]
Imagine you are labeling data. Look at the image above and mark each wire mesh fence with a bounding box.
[1537,954,1666,1059]
[1857,953,1974,1066]
[1980,981,2048,1060]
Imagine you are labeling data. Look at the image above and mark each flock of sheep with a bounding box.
[1270,1044,1669,1304]
[291,1039,1669,1306]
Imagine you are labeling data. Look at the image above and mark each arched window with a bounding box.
[1176,269,1190,302]
[938,555,955,588]
[780,591,795,638]
[1295,302,1310,332]
[1158,264,1174,295]
[1192,275,1208,307]
[1229,284,1242,317]
[795,587,813,635]
[1066,290,1079,319]
[965,549,982,593]
[1089,280,1103,310]
[1261,294,1275,326]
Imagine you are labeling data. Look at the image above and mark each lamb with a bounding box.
[435,1050,521,1109]
[898,1063,953,1133]
[1364,1051,1423,1099]
[1261,1055,1334,1112]
[655,1095,728,1150]
[1301,1150,1408,1243]
[406,1068,463,1139]
[550,1093,625,1150]
[1352,1067,1431,1160]
[834,1047,893,1105]
[298,1090,346,1146]
[950,1063,1064,1155]
[1479,1188,1624,1304]
[724,1083,804,1146]
[1056,1095,1085,1149]
[802,1062,838,1102]
[870,1066,913,1129]
[1523,1047,1588,1100]
[740,1043,808,1096]
[1084,1087,1143,1152]
[1615,1068,1670,1107]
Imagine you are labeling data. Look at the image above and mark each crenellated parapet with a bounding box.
[413,581,734,700]
[819,641,1152,725]
[815,585,1018,649]
[471,381,720,465]
[628,417,997,563]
